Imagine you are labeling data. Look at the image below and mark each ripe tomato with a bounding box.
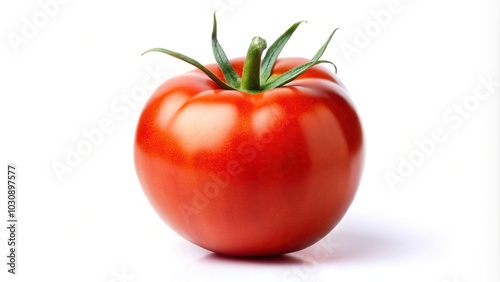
[134,16,364,256]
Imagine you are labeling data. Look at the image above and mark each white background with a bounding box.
[1,0,499,281]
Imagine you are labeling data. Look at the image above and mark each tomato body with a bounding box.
[134,57,364,256]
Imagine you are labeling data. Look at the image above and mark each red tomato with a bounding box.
[134,57,364,256]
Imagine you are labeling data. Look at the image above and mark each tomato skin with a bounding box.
[134,57,364,256]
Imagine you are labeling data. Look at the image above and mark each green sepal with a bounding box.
[260,20,306,83]
[262,60,335,90]
[142,48,237,90]
[311,28,339,63]
[261,28,339,90]
[211,13,240,88]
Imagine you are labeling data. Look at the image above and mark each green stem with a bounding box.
[240,36,267,92]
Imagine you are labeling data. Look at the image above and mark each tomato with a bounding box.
[134,16,364,256]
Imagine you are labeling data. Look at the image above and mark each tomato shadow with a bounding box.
[168,214,443,281]
[192,213,441,267]
[291,213,444,264]
[168,249,306,281]
[195,214,441,267]
[201,252,305,265]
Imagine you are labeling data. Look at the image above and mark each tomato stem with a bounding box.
[240,36,267,93]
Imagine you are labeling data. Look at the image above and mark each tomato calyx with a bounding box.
[142,13,339,94]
